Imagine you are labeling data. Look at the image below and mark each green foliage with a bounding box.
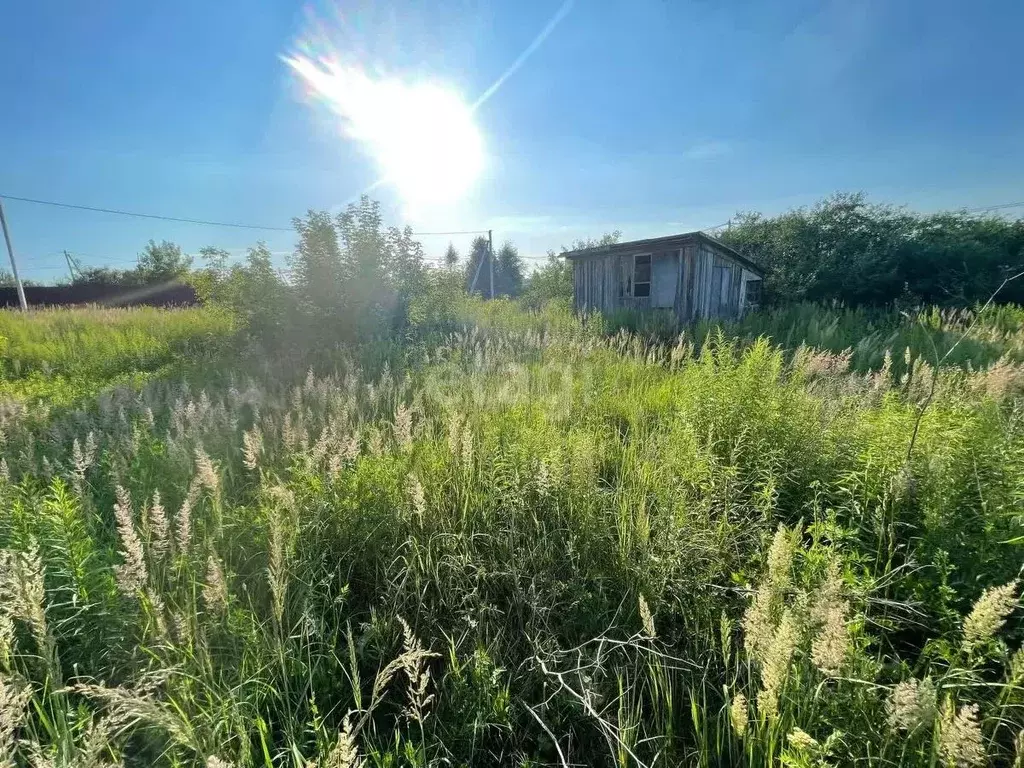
[521,231,622,309]
[74,240,195,289]
[2,300,1024,766]
[720,192,1024,306]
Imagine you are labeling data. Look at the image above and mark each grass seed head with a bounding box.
[938,701,985,768]
[729,693,748,737]
[963,580,1018,646]
[112,485,147,595]
[887,678,938,732]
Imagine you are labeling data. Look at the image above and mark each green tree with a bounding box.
[444,242,460,269]
[136,240,193,282]
[495,241,524,297]
[720,193,1024,306]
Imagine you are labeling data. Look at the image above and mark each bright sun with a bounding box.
[285,55,484,209]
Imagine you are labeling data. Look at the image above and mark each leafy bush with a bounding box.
[720,193,1024,307]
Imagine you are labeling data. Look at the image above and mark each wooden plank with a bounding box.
[688,244,696,319]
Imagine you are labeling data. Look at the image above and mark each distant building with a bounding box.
[562,231,763,320]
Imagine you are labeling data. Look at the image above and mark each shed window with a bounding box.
[744,278,762,308]
[633,255,651,297]
[619,254,652,298]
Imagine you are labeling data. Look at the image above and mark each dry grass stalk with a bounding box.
[962,580,1018,645]
[147,490,170,560]
[729,693,747,737]
[194,445,220,498]
[242,426,262,471]
[638,594,656,638]
[0,543,48,650]
[938,701,985,767]
[0,673,33,761]
[887,677,938,732]
[112,485,147,595]
[320,716,363,768]
[393,403,413,452]
[175,478,202,556]
[203,555,229,614]
[756,610,799,721]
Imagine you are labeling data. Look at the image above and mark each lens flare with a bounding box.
[285,55,484,209]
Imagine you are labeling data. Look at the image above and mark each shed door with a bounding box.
[651,250,677,308]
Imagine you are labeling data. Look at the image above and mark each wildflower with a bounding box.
[242,427,262,471]
[147,490,170,560]
[788,727,818,751]
[112,485,147,595]
[756,610,799,721]
[938,702,985,767]
[729,693,748,737]
[0,459,8,482]
[887,678,938,732]
[206,758,234,768]
[963,580,1018,645]
[638,594,656,638]
[203,555,229,614]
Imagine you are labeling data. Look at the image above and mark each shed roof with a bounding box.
[560,231,764,276]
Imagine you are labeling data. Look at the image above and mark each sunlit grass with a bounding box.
[1,300,1023,765]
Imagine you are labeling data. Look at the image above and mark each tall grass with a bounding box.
[0,305,235,404]
[1,303,1024,765]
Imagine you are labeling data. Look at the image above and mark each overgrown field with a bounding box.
[2,302,1024,767]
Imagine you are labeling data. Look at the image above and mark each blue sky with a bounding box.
[2,0,1022,281]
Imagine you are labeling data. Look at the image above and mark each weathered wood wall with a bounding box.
[572,238,748,321]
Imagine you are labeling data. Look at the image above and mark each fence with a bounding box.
[0,282,198,309]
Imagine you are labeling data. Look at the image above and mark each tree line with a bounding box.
[6,192,1020,318]
[719,192,1024,306]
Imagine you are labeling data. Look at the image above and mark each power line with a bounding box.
[412,229,489,236]
[963,201,1024,213]
[0,193,294,232]
[0,192,491,237]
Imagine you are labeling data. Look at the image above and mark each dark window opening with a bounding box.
[744,279,762,307]
[633,254,651,298]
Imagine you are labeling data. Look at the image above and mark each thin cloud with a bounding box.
[683,141,732,160]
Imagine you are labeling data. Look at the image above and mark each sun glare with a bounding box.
[285,55,484,209]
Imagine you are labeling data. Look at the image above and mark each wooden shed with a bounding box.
[562,231,764,321]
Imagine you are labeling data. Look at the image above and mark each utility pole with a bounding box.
[488,229,494,299]
[0,198,28,310]
[63,250,79,282]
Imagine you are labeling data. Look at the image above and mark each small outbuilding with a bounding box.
[561,231,763,321]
